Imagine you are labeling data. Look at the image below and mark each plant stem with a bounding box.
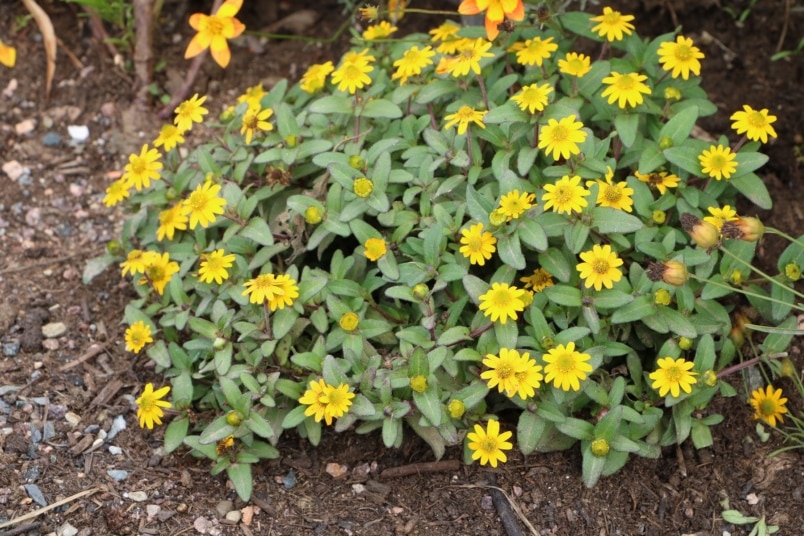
[687,273,804,312]
[717,352,787,378]
[766,227,804,249]
[719,246,804,301]
[476,73,489,111]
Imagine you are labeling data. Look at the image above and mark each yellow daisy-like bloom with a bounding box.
[498,190,535,220]
[120,249,158,277]
[359,5,379,21]
[513,36,558,67]
[444,106,487,135]
[304,206,323,224]
[634,170,681,195]
[730,105,778,143]
[122,144,162,192]
[481,347,527,396]
[520,268,554,292]
[363,237,387,261]
[657,35,704,80]
[558,52,592,78]
[543,342,593,392]
[342,49,376,66]
[242,273,282,304]
[270,274,299,311]
[303,381,355,425]
[391,45,435,85]
[458,0,525,41]
[576,244,624,291]
[135,383,172,429]
[538,115,587,161]
[649,357,697,397]
[237,83,266,109]
[542,174,590,215]
[183,181,227,229]
[339,312,360,332]
[588,177,634,212]
[353,177,374,198]
[448,38,494,77]
[299,379,329,424]
[459,222,497,266]
[699,144,737,180]
[511,83,553,114]
[478,282,526,324]
[331,57,374,94]
[103,179,130,207]
[157,204,189,241]
[240,106,274,144]
[388,0,406,22]
[467,419,513,468]
[601,71,652,109]
[300,61,335,94]
[174,93,209,132]
[590,6,635,42]
[0,39,17,68]
[362,20,397,41]
[143,252,180,295]
[184,0,245,68]
[512,353,544,399]
[198,249,236,284]
[749,385,788,427]
[153,124,186,152]
[429,21,461,43]
[703,205,738,231]
[125,321,153,353]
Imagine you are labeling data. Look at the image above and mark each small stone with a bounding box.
[67,125,90,143]
[107,415,126,440]
[24,484,47,506]
[146,504,161,518]
[281,469,296,489]
[100,102,116,117]
[216,500,234,518]
[64,411,82,426]
[325,462,348,479]
[2,160,26,181]
[56,522,79,536]
[224,510,241,524]
[42,322,67,338]
[125,491,148,502]
[25,208,40,226]
[746,493,759,505]
[108,445,123,455]
[351,483,366,495]
[107,470,128,482]
[2,341,20,357]
[42,339,60,351]
[15,118,36,135]
[240,506,255,526]
[176,503,188,513]
[43,421,56,441]
[42,132,62,147]
[69,184,83,197]
[193,517,210,534]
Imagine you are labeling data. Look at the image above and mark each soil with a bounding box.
[1,1,802,535]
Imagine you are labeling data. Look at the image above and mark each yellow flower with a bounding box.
[198,249,236,284]
[120,249,158,277]
[300,61,335,94]
[703,205,738,231]
[467,419,513,468]
[240,106,274,144]
[498,190,535,220]
[429,21,461,43]
[153,124,186,152]
[749,385,788,427]
[448,399,466,419]
[458,0,525,41]
[658,35,704,80]
[0,39,16,68]
[298,378,329,424]
[698,144,737,180]
[353,177,374,198]
[362,21,397,41]
[331,56,374,94]
[576,244,624,291]
[513,353,544,399]
[654,288,672,306]
[216,435,235,456]
[649,357,697,397]
[242,273,298,311]
[590,6,635,42]
[444,106,487,135]
[125,321,153,353]
[237,83,266,109]
[157,204,189,241]
[513,36,558,67]
[410,375,428,393]
[543,342,593,392]
[538,115,587,161]
[542,174,590,214]
[391,45,435,85]
[143,252,180,295]
[174,93,209,132]
[558,52,592,78]
[730,105,778,143]
[481,348,543,399]
[184,0,245,69]
[339,312,360,332]
[520,268,554,293]
[448,38,494,77]
[634,170,680,195]
[363,237,387,261]
[511,83,553,114]
[122,144,162,191]
[135,383,172,429]
[299,379,355,426]
[183,181,227,229]
[601,72,652,109]
[459,222,497,266]
[304,205,323,224]
[103,179,130,207]
[358,5,380,22]
[478,282,526,324]
[588,177,634,212]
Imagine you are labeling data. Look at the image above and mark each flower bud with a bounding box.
[412,283,429,300]
[339,312,360,332]
[663,87,682,101]
[652,210,666,225]
[165,187,178,201]
[520,290,534,308]
[410,375,428,393]
[654,289,672,306]
[658,136,673,150]
[721,216,764,242]
[730,312,750,347]
[284,134,297,148]
[489,208,508,227]
[702,370,718,387]
[729,269,744,286]
[225,411,243,426]
[106,239,124,256]
[647,261,689,286]
[779,358,796,379]
[680,213,720,249]
[353,177,374,198]
[304,206,323,225]
[784,263,801,282]
[349,155,366,170]
[678,337,694,350]
[213,337,227,350]
[448,399,466,419]
[540,336,554,350]
[590,438,610,457]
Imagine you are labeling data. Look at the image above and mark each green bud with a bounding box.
[784,263,800,282]
[165,187,178,201]
[654,289,672,306]
[591,438,610,457]
[448,399,465,419]
[349,155,366,170]
[658,136,673,150]
[225,411,243,426]
[284,134,297,147]
[213,337,227,350]
[410,375,428,393]
[412,283,429,300]
[678,337,694,350]
[106,239,123,256]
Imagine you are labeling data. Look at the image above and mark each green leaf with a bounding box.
[614,113,639,148]
[663,146,703,176]
[240,217,274,246]
[438,326,471,346]
[657,307,697,338]
[543,285,582,307]
[730,172,772,209]
[360,98,403,118]
[226,463,253,502]
[592,207,643,233]
[308,95,352,114]
[82,254,115,284]
[557,417,594,441]
[188,316,218,339]
[592,290,634,309]
[660,106,699,146]
[219,377,242,408]
[413,384,442,426]
[611,296,654,324]
[198,415,237,445]
[164,417,189,453]
[538,248,572,282]
[463,274,488,302]
[732,151,770,177]
[246,411,275,439]
[518,219,548,251]
[497,233,526,270]
[637,143,665,174]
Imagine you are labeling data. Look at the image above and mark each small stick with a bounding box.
[379,459,460,479]
[0,251,92,275]
[59,342,112,372]
[486,474,526,536]
[0,488,100,530]
[0,522,41,536]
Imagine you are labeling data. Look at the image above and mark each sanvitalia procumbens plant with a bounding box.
[92,2,802,500]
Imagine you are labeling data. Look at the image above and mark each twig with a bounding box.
[0,522,41,536]
[776,0,791,54]
[55,37,85,70]
[379,459,460,479]
[81,5,119,59]
[133,0,154,102]
[0,251,92,275]
[0,488,100,530]
[453,481,538,536]
[486,474,527,536]
[58,342,113,372]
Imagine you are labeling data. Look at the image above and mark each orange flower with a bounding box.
[184,0,246,68]
[458,0,525,41]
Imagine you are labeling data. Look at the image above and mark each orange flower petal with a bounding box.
[484,16,500,41]
[210,39,231,68]
[458,0,480,15]
[184,33,208,59]
[188,13,205,31]
[508,1,525,21]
